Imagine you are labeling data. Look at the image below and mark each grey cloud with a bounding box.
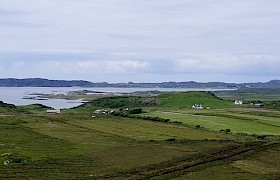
[172,54,280,76]
[0,0,279,82]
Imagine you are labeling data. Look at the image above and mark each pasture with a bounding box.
[143,108,280,136]
[0,113,239,179]
[0,91,279,179]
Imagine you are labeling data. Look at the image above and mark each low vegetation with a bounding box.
[158,91,234,108]
[0,90,279,179]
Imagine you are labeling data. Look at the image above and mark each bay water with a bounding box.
[0,87,234,109]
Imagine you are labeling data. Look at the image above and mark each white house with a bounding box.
[95,110,109,114]
[234,100,243,105]
[95,110,103,114]
[46,109,61,114]
[192,104,203,109]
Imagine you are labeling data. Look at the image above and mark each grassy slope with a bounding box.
[0,112,241,179]
[175,143,280,180]
[0,91,279,179]
[158,91,235,108]
[1,112,278,179]
[77,91,236,110]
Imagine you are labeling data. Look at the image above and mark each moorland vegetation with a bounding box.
[0,90,279,179]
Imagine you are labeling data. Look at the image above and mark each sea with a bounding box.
[0,87,235,109]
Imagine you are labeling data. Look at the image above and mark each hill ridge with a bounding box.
[0,78,279,88]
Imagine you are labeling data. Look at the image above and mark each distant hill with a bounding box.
[0,78,93,87]
[0,78,280,88]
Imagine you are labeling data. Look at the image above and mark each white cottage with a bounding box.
[46,109,61,114]
[234,100,243,105]
[192,104,203,109]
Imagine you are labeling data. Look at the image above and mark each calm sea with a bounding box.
[0,87,234,109]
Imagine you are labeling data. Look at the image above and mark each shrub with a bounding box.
[128,108,142,114]
[0,101,16,109]
[173,121,182,124]
[257,135,266,139]
[5,154,31,164]
[112,111,121,116]
[225,129,231,133]
[141,98,160,105]
[161,118,170,123]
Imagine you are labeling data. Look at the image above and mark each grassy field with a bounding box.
[0,91,280,179]
[0,112,279,179]
[215,88,280,101]
[142,108,280,136]
[0,112,244,179]
[158,91,235,108]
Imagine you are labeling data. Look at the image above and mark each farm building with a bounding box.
[234,100,243,105]
[252,103,264,108]
[46,109,61,114]
[95,110,109,114]
[192,104,203,109]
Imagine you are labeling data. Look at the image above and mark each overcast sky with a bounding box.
[0,0,279,83]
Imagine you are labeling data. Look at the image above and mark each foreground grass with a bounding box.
[0,112,244,179]
[174,143,280,180]
[0,113,278,179]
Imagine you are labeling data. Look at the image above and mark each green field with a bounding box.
[0,91,280,179]
[158,91,235,108]
[215,88,280,101]
[142,108,280,136]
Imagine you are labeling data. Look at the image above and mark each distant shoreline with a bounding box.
[0,87,236,109]
[0,78,279,89]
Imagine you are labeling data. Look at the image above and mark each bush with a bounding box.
[257,135,266,139]
[112,111,121,116]
[161,118,170,123]
[5,154,31,164]
[225,129,231,133]
[128,108,142,114]
[173,121,182,124]
[111,111,170,124]
[0,101,16,109]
